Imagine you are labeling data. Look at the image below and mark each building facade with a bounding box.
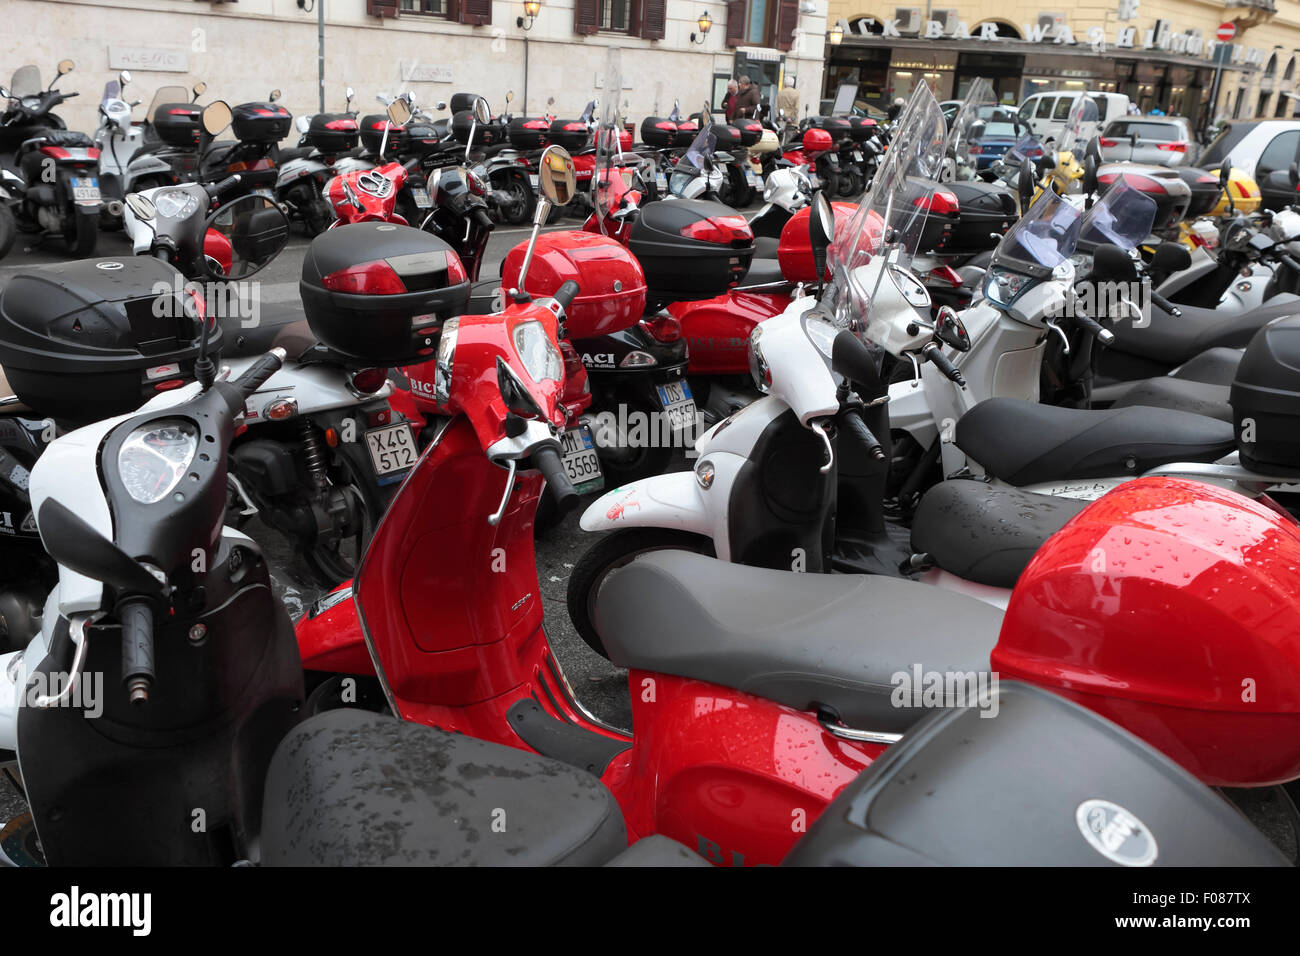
[823,0,1300,129]
[9,0,828,134]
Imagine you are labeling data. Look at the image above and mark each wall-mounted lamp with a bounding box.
[517,0,541,30]
[828,24,844,44]
[691,11,712,43]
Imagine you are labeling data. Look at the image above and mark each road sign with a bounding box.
[1216,22,1236,42]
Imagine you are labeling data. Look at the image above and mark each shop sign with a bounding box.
[833,16,1265,67]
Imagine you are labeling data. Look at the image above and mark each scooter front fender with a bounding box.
[580,471,710,535]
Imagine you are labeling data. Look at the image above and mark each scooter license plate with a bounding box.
[529,174,539,188]
[656,172,668,191]
[560,425,604,494]
[852,150,863,162]
[73,178,100,203]
[654,380,697,432]
[411,187,432,209]
[745,170,760,187]
[366,423,418,477]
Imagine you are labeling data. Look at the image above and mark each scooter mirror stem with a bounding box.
[515,198,552,291]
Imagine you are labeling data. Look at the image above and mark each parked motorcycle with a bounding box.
[0,60,101,255]
[275,86,360,235]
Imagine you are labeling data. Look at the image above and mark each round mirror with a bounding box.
[269,89,281,102]
[386,97,413,126]
[474,96,491,124]
[538,145,577,206]
[193,81,207,97]
[201,195,290,281]
[119,71,131,88]
[1017,159,1036,211]
[57,60,75,76]
[1219,162,1231,187]
[810,192,834,247]
[934,305,971,352]
[346,85,355,100]
[435,100,447,111]
[125,193,156,222]
[202,100,233,136]
[506,90,515,104]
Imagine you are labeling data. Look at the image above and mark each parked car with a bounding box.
[965,107,1038,170]
[1198,118,1300,211]
[1098,116,1195,166]
[1016,91,1131,146]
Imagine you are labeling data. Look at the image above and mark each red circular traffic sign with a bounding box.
[1216,22,1236,41]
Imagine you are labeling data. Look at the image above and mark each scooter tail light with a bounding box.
[1098,172,1164,194]
[40,146,71,160]
[444,251,467,284]
[350,368,389,394]
[913,189,959,215]
[321,259,408,294]
[639,314,682,342]
[559,340,585,379]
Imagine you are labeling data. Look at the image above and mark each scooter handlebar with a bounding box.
[208,175,242,200]
[532,444,580,515]
[403,157,422,174]
[1067,310,1115,346]
[1280,253,1300,274]
[473,206,494,231]
[842,411,885,461]
[551,279,580,313]
[120,599,155,705]
[1150,290,1181,318]
[920,341,967,387]
[231,348,286,397]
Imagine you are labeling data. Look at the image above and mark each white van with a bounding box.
[1017,91,1131,146]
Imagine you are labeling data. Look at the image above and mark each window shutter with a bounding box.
[367,0,399,17]
[574,0,600,35]
[640,0,666,39]
[774,0,799,50]
[725,0,747,47]
[459,0,491,25]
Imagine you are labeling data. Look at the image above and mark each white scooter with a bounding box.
[92,71,142,224]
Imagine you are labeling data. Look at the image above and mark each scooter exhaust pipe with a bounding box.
[105,199,125,218]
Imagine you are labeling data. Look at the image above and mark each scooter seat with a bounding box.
[270,319,320,361]
[1108,293,1300,365]
[278,146,316,164]
[1108,377,1233,422]
[956,398,1235,487]
[911,481,1087,589]
[737,257,786,288]
[592,550,1002,734]
[261,709,629,866]
[752,235,780,259]
[30,128,93,149]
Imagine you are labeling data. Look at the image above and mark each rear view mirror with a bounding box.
[1151,241,1192,276]
[497,357,547,421]
[474,96,491,125]
[119,71,131,88]
[36,499,167,599]
[269,89,281,102]
[435,100,447,111]
[506,90,515,104]
[1017,159,1036,211]
[809,192,834,278]
[125,193,156,222]
[192,81,207,100]
[1219,162,1231,187]
[346,85,355,100]
[1083,155,1099,197]
[201,195,290,281]
[387,97,413,127]
[935,305,971,352]
[202,100,232,136]
[57,60,75,76]
[538,145,577,206]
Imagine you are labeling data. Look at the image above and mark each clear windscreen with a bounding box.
[997,189,1083,268]
[10,66,40,98]
[1078,181,1157,250]
[943,78,995,181]
[1058,96,1099,156]
[682,124,717,170]
[102,81,120,104]
[147,86,191,122]
[593,48,623,223]
[1004,131,1044,164]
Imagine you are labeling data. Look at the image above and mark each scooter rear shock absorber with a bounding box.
[300,420,329,492]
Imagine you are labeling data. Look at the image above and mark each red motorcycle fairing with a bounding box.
[666,290,791,375]
[325,161,412,226]
[996,477,1300,787]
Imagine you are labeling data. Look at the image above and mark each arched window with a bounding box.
[1265,53,1278,77]
[973,19,1022,39]
[1284,56,1295,82]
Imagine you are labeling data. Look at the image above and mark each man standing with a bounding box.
[723,80,739,121]
[777,77,798,122]
[736,75,761,118]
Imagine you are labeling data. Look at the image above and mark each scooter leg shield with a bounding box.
[579,470,715,537]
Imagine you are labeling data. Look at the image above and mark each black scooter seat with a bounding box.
[278,146,316,164]
[592,550,1002,734]
[1109,293,1300,365]
[261,709,630,866]
[956,398,1236,487]
[911,481,1088,589]
[1109,377,1233,422]
[736,257,786,288]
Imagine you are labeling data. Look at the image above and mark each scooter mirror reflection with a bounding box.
[386,97,413,126]
[125,193,156,222]
[200,195,290,281]
[192,81,207,99]
[57,60,74,76]
[474,96,491,125]
[538,145,577,205]
[935,305,971,352]
[269,89,281,102]
[202,100,233,136]
[497,358,547,421]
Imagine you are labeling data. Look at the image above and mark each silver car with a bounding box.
[1098,116,1194,167]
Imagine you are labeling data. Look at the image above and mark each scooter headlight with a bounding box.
[748,325,771,393]
[152,188,199,221]
[512,320,563,384]
[116,419,199,504]
[434,316,458,405]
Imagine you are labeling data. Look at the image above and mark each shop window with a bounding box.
[400,0,447,14]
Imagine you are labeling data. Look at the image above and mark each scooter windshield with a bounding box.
[943,78,995,181]
[1058,96,1099,156]
[146,86,191,123]
[10,66,40,98]
[827,84,945,322]
[996,188,1082,269]
[1004,132,1044,165]
[682,124,717,171]
[1078,181,1157,250]
[102,81,120,104]
[593,48,623,224]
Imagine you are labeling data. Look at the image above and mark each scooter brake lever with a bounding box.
[906,352,922,385]
[809,420,834,474]
[1044,319,1070,355]
[31,612,103,709]
[488,458,518,526]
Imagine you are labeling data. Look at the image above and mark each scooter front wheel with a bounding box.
[66,205,97,257]
[567,528,714,658]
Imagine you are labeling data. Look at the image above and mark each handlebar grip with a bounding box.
[1069,310,1115,346]
[552,279,581,313]
[1281,253,1300,274]
[403,157,422,174]
[1150,290,1181,317]
[120,600,155,705]
[473,206,495,230]
[232,349,285,396]
[920,342,967,387]
[532,444,580,515]
[843,412,886,461]
[209,175,242,200]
